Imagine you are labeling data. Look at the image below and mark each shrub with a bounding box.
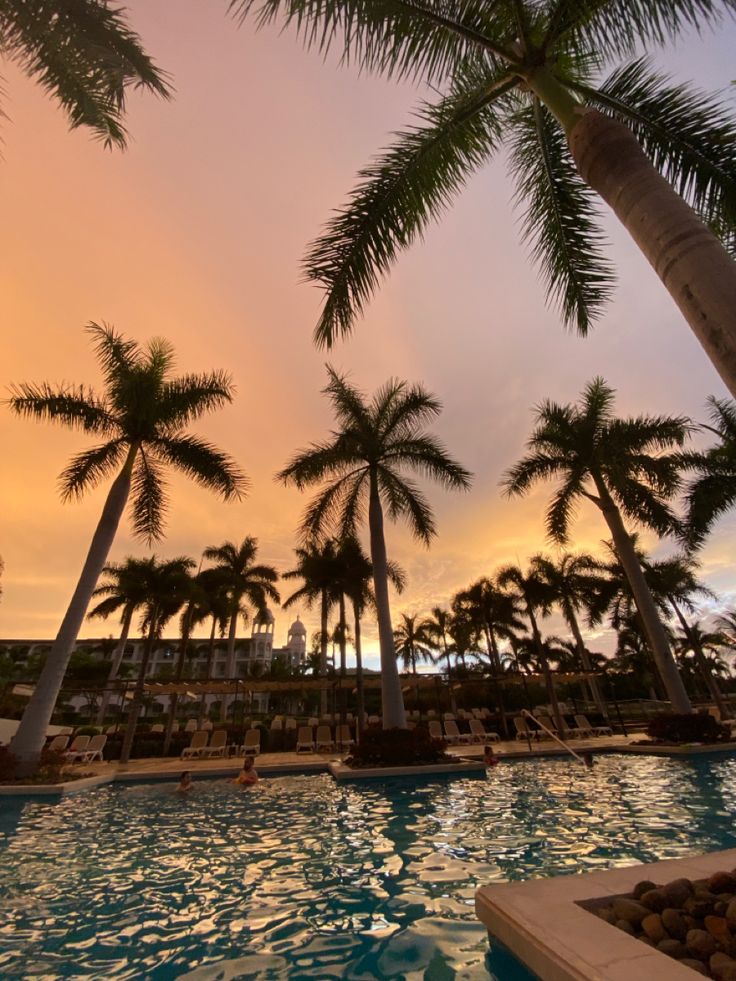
[346,725,450,768]
[646,712,730,744]
[75,725,100,736]
[0,746,18,781]
[0,746,68,783]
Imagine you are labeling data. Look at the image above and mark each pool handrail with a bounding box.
[521,710,586,766]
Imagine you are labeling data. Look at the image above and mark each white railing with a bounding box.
[521,709,587,766]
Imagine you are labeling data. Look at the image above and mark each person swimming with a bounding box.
[483,744,499,767]
[231,756,259,786]
[177,771,193,792]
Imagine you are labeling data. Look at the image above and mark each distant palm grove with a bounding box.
[3,1,736,774]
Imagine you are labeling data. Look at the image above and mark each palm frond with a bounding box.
[386,434,472,489]
[502,452,566,496]
[130,449,166,543]
[546,468,586,542]
[323,366,373,434]
[86,321,139,385]
[5,382,115,434]
[300,472,365,541]
[157,371,236,430]
[278,436,364,488]
[58,439,127,500]
[154,434,248,500]
[379,382,443,439]
[377,466,435,543]
[305,68,514,346]
[509,97,614,334]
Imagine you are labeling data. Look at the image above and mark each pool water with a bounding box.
[2,754,736,979]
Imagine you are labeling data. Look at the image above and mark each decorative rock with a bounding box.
[664,878,694,907]
[710,873,736,894]
[686,897,718,919]
[662,908,689,941]
[641,913,668,944]
[680,959,709,976]
[726,899,736,927]
[657,938,688,959]
[612,898,650,925]
[615,919,635,935]
[596,907,617,925]
[640,889,668,912]
[710,951,736,981]
[638,936,655,947]
[705,915,731,945]
[687,929,718,959]
[633,879,659,900]
[717,902,729,917]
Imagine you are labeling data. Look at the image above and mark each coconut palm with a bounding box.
[278,367,471,728]
[192,569,231,727]
[394,613,435,675]
[232,0,736,394]
[497,562,567,734]
[529,553,611,717]
[503,377,692,713]
[673,622,732,696]
[87,557,157,726]
[203,537,280,715]
[119,556,195,765]
[425,607,454,679]
[282,540,340,683]
[683,397,736,548]
[7,324,246,771]
[1,1,168,148]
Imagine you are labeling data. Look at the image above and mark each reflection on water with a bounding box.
[1,755,735,979]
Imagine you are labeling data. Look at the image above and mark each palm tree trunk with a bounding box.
[222,603,239,720]
[528,67,736,398]
[198,616,218,728]
[319,588,329,716]
[526,602,566,737]
[670,599,729,719]
[11,447,137,774]
[368,472,406,729]
[95,606,133,726]
[338,592,347,723]
[163,603,195,755]
[353,600,365,739]
[120,611,158,766]
[592,476,692,713]
[565,605,608,719]
[485,623,509,739]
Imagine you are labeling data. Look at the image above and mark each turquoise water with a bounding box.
[2,754,736,979]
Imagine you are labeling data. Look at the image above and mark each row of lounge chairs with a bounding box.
[46,733,107,763]
[427,719,500,745]
[297,725,354,753]
[181,729,262,759]
[514,714,612,741]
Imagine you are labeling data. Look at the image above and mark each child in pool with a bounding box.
[231,756,259,785]
[177,771,193,792]
[483,745,499,767]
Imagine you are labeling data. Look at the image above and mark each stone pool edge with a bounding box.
[0,773,114,797]
[475,847,736,981]
[328,760,487,780]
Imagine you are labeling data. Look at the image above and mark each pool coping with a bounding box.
[0,773,114,797]
[328,760,488,780]
[475,847,736,981]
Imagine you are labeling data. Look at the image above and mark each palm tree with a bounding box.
[425,607,454,679]
[278,367,471,728]
[1,1,168,148]
[683,397,736,548]
[7,324,246,771]
[119,556,195,765]
[673,622,732,698]
[233,0,736,395]
[203,537,280,716]
[530,553,610,717]
[393,614,435,675]
[87,557,155,725]
[282,540,340,687]
[503,377,692,713]
[497,562,566,734]
[193,568,231,727]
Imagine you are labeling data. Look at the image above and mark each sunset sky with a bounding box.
[2,3,736,668]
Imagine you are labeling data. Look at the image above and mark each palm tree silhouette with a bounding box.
[234,0,736,393]
[425,607,454,679]
[503,377,691,713]
[393,613,435,675]
[1,1,168,148]
[282,540,340,691]
[203,537,280,716]
[684,397,736,548]
[278,367,471,728]
[7,323,245,770]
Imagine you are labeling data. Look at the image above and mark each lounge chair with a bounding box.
[202,720,214,731]
[242,729,261,756]
[315,725,335,752]
[444,720,469,744]
[285,717,297,731]
[535,715,560,738]
[443,712,456,722]
[469,719,499,744]
[296,726,314,753]
[270,718,283,731]
[70,734,107,763]
[307,717,319,727]
[428,720,446,742]
[336,724,354,751]
[202,730,228,758]
[105,725,118,735]
[63,735,90,761]
[576,714,612,737]
[478,708,492,721]
[184,719,198,733]
[181,731,209,759]
[47,735,69,753]
[150,724,164,733]
[513,716,536,741]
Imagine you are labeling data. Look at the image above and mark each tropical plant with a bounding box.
[232,0,736,394]
[503,377,692,712]
[119,556,195,764]
[529,553,611,716]
[6,324,245,771]
[497,562,566,734]
[203,537,280,715]
[0,1,169,148]
[88,557,157,725]
[278,367,471,727]
[393,613,435,675]
[282,540,340,685]
[425,607,454,678]
[191,568,232,726]
[683,397,736,547]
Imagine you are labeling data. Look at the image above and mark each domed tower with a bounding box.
[251,607,275,665]
[286,616,307,667]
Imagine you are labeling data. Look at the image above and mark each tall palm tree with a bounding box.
[425,607,454,679]
[683,397,736,548]
[119,556,195,765]
[87,557,155,725]
[7,324,246,771]
[530,553,610,717]
[278,367,471,728]
[1,1,168,148]
[233,0,736,395]
[193,569,231,727]
[673,622,732,696]
[393,613,435,675]
[503,377,692,713]
[282,540,340,685]
[497,562,566,735]
[203,537,280,716]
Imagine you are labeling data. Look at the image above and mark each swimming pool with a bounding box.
[1,754,736,979]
